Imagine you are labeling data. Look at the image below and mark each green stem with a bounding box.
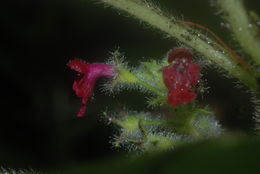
[147,97,166,106]
[100,0,258,90]
[117,67,165,96]
[218,0,260,66]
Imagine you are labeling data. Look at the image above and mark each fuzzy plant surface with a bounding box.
[0,168,39,174]
[67,0,260,153]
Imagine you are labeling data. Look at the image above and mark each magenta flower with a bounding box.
[163,48,201,106]
[67,60,116,117]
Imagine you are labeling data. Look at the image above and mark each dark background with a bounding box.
[0,0,260,172]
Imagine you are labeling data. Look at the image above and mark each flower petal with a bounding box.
[168,48,193,63]
[168,85,197,106]
[67,60,89,73]
[77,105,87,117]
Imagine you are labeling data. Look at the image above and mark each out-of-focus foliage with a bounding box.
[59,135,260,174]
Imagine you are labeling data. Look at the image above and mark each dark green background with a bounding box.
[1,0,260,172]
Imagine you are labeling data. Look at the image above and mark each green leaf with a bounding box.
[57,135,260,174]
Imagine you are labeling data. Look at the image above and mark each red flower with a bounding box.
[167,85,197,106]
[163,49,200,107]
[67,60,116,117]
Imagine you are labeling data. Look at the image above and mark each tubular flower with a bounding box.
[163,48,201,106]
[67,60,117,117]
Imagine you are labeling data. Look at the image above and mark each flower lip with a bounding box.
[168,48,193,64]
[67,59,89,74]
[168,84,197,106]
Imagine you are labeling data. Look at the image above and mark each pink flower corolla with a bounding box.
[67,60,116,117]
[163,48,201,107]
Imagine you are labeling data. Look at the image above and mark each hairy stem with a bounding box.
[218,0,260,66]
[117,66,165,96]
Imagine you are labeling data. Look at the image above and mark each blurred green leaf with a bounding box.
[57,135,260,174]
